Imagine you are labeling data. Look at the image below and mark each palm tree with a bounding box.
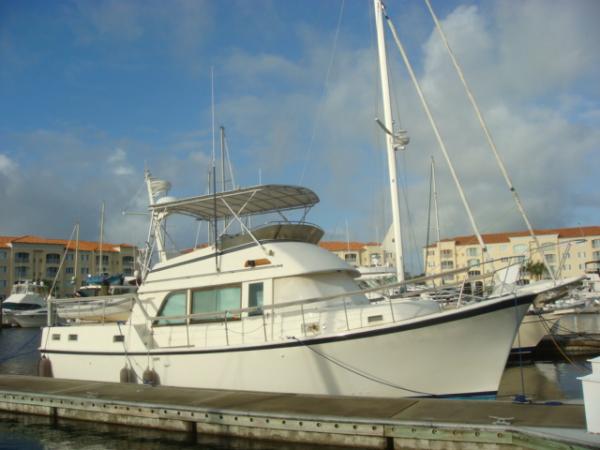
[523,261,547,281]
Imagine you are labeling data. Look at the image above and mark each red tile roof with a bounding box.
[434,226,600,247]
[0,235,135,253]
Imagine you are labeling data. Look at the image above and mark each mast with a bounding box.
[74,222,79,290]
[431,156,441,243]
[99,201,104,274]
[374,0,405,282]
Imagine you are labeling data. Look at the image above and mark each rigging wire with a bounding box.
[422,0,555,282]
[299,0,346,185]
[381,5,494,276]
[290,336,434,396]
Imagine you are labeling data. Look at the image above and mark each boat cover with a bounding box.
[149,185,319,220]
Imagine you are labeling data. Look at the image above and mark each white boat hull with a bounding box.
[41,293,532,398]
[511,312,557,355]
[12,312,47,328]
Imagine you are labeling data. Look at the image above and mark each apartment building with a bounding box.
[319,241,388,268]
[423,226,600,283]
[0,235,137,300]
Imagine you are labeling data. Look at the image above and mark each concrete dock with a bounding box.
[0,375,598,449]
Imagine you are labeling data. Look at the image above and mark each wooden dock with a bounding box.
[0,375,597,449]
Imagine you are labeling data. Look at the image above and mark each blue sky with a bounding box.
[1,0,599,273]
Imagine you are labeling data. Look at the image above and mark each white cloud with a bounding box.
[0,154,17,176]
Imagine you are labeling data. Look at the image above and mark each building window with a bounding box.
[545,254,556,263]
[65,267,74,274]
[441,249,453,258]
[592,239,600,249]
[15,252,29,263]
[15,266,28,278]
[65,253,74,262]
[467,259,480,267]
[123,268,133,276]
[80,267,89,275]
[441,261,454,270]
[122,256,134,265]
[46,253,61,265]
[0,280,6,288]
[344,253,358,263]
[0,266,6,273]
[468,270,481,277]
[95,255,109,265]
[466,247,479,257]
[512,244,527,255]
[81,254,90,262]
[46,267,58,278]
[191,285,241,322]
[0,250,6,260]
[593,251,600,260]
[426,250,435,256]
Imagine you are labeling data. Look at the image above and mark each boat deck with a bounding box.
[0,375,597,449]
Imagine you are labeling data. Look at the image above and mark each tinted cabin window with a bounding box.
[248,283,264,316]
[191,286,241,322]
[155,291,187,325]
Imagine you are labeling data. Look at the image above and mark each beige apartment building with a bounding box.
[0,235,137,300]
[423,226,600,284]
[319,241,389,268]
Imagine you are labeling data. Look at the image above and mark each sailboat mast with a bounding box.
[431,156,441,243]
[374,0,405,282]
[99,201,104,274]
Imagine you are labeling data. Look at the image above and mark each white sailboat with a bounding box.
[38,0,569,398]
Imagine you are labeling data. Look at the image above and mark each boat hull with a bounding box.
[41,293,533,398]
[511,311,557,355]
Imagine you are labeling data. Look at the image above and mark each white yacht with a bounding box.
[2,280,48,327]
[39,175,557,399]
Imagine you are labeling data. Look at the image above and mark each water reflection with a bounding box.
[497,358,590,402]
[0,328,593,449]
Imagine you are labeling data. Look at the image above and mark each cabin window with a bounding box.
[248,282,264,316]
[191,285,241,322]
[155,291,187,325]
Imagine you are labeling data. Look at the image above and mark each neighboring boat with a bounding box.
[55,276,138,323]
[2,280,48,327]
[510,310,558,357]
[11,308,49,328]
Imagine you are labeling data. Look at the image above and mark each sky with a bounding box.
[1,0,599,274]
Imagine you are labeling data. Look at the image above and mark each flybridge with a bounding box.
[149,184,319,221]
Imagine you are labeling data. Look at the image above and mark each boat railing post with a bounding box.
[457,279,466,307]
[262,312,267,342]
[102,298,106,324]
[388,296,396,323]
[300,304,307,337]
[343,298,350,330]
[185,313,191,347]
[224,312,229,346]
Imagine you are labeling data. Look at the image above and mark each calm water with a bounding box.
[0,328,593,449]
